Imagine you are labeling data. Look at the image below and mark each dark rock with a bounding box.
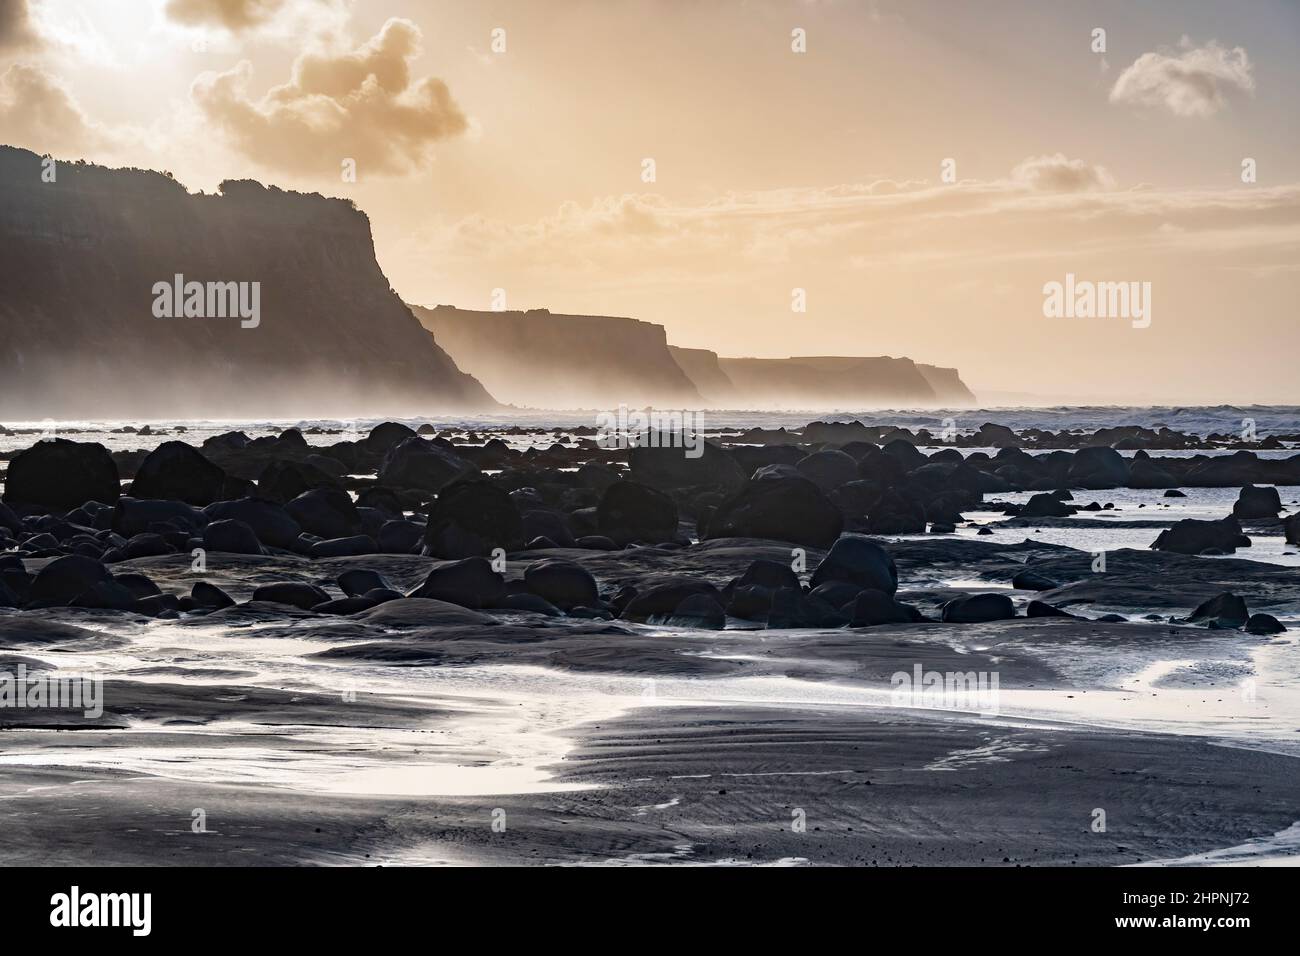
[941,592,1016,623]
[1011,569,1059,591]
[1152,516,1249,555]
[2,440,120,509]
[704,477,842,549]
[365,422,418,454]
[767,587,846,629]
[312,596,382,615]
[848,589,922,626]
[500,593,562,616]
[524,560,599,609]
[661,594,726,629]
[726,585,774,620]
[597,481,679,546]
[251,582,331,610]
[424,480,524,558]
[257,459,341,503]
[378,519,424,554]
[1026,599,1073,618]
[1067,446,1129,488]
[338,569,394,597]
[810,535,898,596]
[203,497,300,549]
[123,533,172,559]
[192,581,235,609]
[378,437,478,492]
[795,450,860,492]
[202,519,264,555]
[575,535,618,551]
[1163,489,1187,498]
[1232,485,1282,520]
[1020,493,1076,518]
[130,441,226,505]
[736,559,800,592]
[865,490,926,534]
[27,555,114,606]
[1245,613,1285,635]
[407,557,506,609]
[285,488,361,540]
[623,578,721,619]
[1286,513,1300,546]
[1187,592,1249,629]
[112,498,205,537]
[629,440,746,491]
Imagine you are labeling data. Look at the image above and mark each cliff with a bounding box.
[667,346,737,405]
[714,355,976,409]
[0,146,495,419]
[412,305,703,408]
[917,363,978,405]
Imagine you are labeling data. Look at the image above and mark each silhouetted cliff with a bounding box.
[412,305,703,408]
[0,146,494,419]
[668,346,737,405]
[917,364,977,405]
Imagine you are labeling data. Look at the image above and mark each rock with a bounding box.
[252,582,331,610]
[68,579,139,610]
[1152,516,1249,555]
[1019,493,1076,518]
[2,440,120,509]
[1286,513,1300,546]
[123,533,172,559]
[407,557,506,609]
[660,594,726,629]
[378,519,424,554]
[1232,485,1282,520]
[1026,599,1073,618]
[27,555,114,606]
[810,535,898,596]
[378,437,478,492]
[1245,613,1285,635]
[974,423,1018,447]
[629,440,746,491]
[130,441,226,505]
[623,578,721,619]
[524,560,599,609]
[1163,489,1187,498]
[575,535,618,551]
[202,519,264,555]
[1011,569,1059,591]
[285,488,361,540]
[795,450,860,492]
[257,459,341,503]
[1128,459,1179,488]
[312,596,383,615]
[809,580,864,608]
[726,585,775,619]
[752,464,803,482]
[113,572,160,599]
[736,559,801,592]
[424,480,524,558]
[1067,446,1129,488]
[112,498,205,537]
[941,592,1016,623]
[192,581,235,609]
[338,569,394,597]
[310,535,378,558]
[521,510,576,549]
[365,421,418,454]
[1187,592,1249,629]
[865,490,927,534]
[848,589,922,626]
[597,481,679,546]
[928,522,956,534]
[203,497,301,549]
[767,587,846,628]
[704,477,843,549]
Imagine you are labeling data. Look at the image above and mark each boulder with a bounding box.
[310,535,378,558]
[203,497,301,549]
[192,581,236,609]
[1019,493,1076,518]
[112,498,205,537]
[1011,569,1059,591]
[1186,592,1249,629]
[1232,485,1282,520]
[27,555,114,606]
[1152,516,1249,555]
[252,582,331,610]
[628,441,746,492]
[660,594,726,629]
[378,519,424,554]
[736,559,800,592]
[1286,513,1300,546]
[378,437,478,492]
[407,557,506,609]
[3,440,120,509]
[524,560,599,609]
[338,569,394,597]
[704,477,842,549]
[1067,446,1129,488]
[766,587,846,629]
[130,441,226,505]
[1026,600,1073,618]
[864,490,926,534]
[424,480,524,558]
[1245,613,1285,635]
[597,481,679,546]
[257,459,341,503]
[202,519,264,555]
[941,593,1016,623]
[365,421,418,454]
[623,578,720,619]
[848,589,922,626]
[285,488,361,540]
[795,450,860,492]
[810,535,898,596]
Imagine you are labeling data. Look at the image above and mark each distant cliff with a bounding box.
[667,346,737,405]
[916,363,977,405]
[0,146,495,419]
[412,305,703,408]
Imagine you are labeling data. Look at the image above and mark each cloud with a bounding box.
[1109,39,1254,117]
[164,0,288,32]
[191,17,468,176]
[0,0,40,52]
[1011,154,1115,192]
[0,63,104,153]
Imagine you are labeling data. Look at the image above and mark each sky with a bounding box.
[1,0,1297,404]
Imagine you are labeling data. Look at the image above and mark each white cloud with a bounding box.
[1109,39,1254,117]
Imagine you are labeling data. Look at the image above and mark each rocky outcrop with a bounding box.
[0,146,494,418]
[413,305,702,408]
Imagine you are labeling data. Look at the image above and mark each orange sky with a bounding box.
[2,0,1297,404]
